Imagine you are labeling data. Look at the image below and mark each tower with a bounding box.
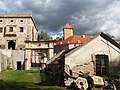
[63,23,73,40]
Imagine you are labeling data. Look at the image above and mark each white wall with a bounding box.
[0,50,24,70]
[65,36,120,75]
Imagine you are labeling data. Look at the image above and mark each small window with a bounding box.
[38,44,41,46]
[20,27,24,32]
[0,20,2,22]
[20,20,23,22]
[0,27,3,33]
[70,70,72,76]
[48,43,49,47]
[11,20,13,22]
[9,27,13,32]
[20,48,22,50]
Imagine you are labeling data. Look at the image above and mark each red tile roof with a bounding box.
[54,35,92,45]
[64,23,72,29]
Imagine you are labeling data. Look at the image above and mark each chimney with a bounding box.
[78,40,81,43]
[82,35,85,38]
[67,41,69,43]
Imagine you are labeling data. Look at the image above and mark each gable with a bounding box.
[66,32,120,57]
[65,32,120,69]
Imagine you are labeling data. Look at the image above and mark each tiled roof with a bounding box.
[0,14,32,18]
[55,35,92,45]
[64,23,72,29]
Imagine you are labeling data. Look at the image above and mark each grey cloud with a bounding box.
[2,0,120,39]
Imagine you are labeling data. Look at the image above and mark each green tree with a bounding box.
[38,30,50,41]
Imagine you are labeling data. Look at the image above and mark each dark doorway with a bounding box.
[17,61,21,70]
[96,55,109,76]
[8,40,16,50]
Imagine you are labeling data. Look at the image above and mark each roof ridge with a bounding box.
[64,23,72,28]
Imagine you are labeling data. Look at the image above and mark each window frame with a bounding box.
[0,27,3,33]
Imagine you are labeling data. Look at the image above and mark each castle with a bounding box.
[0,14,38,50]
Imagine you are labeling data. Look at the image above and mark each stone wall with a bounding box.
[0,50,24,71]
[45,64,64,86]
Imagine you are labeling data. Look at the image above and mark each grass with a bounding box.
[0,70,120,90]
[0,70,68,90]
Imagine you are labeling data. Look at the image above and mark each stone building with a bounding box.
[24,40,54,70]
[0,14,38,50]
[0,14,38,71]
[46,32,120,86]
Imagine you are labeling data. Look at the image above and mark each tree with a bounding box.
[38,30,50,41]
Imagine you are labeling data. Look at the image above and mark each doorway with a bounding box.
[17,61,21,70]
[8,40,16,50]
[96,55,109,76]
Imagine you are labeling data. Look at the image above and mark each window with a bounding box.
[10,20,13,22]
[0,20,2,22]
[20,48,22,50]
[0,27,3,33]
[20,20,23,22]
[96,55,109,76]
[38,44,41,46]
[9,27,13,32]
[20,27,24,32]
[70,70,72,76]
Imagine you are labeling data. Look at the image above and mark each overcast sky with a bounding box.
[1,0,120,39]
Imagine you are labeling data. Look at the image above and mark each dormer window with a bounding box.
[78,40,81,43]
[82,35,85,38]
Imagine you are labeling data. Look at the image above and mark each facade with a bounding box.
[46,32,120,86]
[0,50,24,70]
[24,41,54,70]
[0,14,38,71]
[0,14,38,50]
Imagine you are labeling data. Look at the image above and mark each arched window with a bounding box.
[8,40,16,50]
